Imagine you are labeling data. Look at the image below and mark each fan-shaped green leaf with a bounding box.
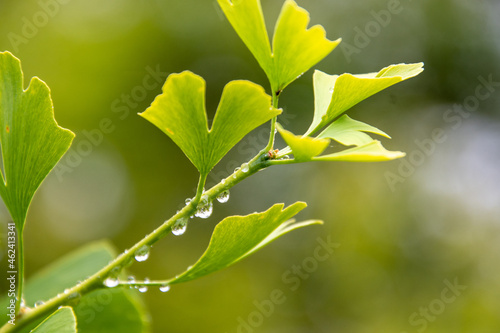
[313,140,405,162]
[0,51,75,231]
[276,124,329,161]
[140,71,280,175]
[306,63,424,135]
[167,202,321,284]
[318,115,390,146]
[31,307,76,333]
[217,0,340,93]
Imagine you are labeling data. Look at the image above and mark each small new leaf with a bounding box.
[140,71,280,175]
[306,63,424,135]
[166,202,321,284]
[313,140,405,162]
[218,0,340,93]
[277,124,329,161]
[318,115,390,146]
[0,51,75,231]
[31,307,77,333]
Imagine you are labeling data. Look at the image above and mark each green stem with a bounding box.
[267,158,298,166]
[265,93,281,152]
[15,233,24,315]
[0,151,271,333]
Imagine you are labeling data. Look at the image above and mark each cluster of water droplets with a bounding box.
[124,275,170,293]
[172,217,188,236]
[195,196,213,219]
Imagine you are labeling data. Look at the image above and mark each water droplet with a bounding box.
[185,198,192,205]
[172,217,188,236]
[221,178,226,185]
[123,255,134,268]
[138,278,149,293]
[274,127,278,134]
[127,276,136,283]
[135,245,150,262]
[195,200,213,219]
[159,284,170,293]
[110,266,122,276]
[216,190,230,203]
[241,163,249,173]
[104,277,119,288]
[66,292,81,305]
[329,87,334,93]
[232,174,237,179]
[282,155,290,160]
[64,289,70,294]
[34,300,44,308]
[234,167,241,173]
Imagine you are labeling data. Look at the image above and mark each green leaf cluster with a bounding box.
[277,63,424,163]
[0,0,425,331]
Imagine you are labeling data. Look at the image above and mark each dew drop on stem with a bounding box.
[195,200,213,219]
[66,292,81,306]
[172,217,188,236]
[216,190,230,203]
[241,163,249,173]
[103,277,119,288]
[34,300,44,308]
[135,245,151,262]
[159,284,171,293]
[138,278,150,293]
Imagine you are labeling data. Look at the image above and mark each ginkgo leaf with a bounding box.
[218,0,340,93]
[305,63,424,135]
[313,140,405,162]
[317,115,390,146]
[276,124,329,161]
[140,71,280,175]
[166,202,321,284]
[31,307,76,333]
[0,51,74,231]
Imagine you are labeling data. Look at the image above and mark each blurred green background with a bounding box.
[1,0,500,332]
